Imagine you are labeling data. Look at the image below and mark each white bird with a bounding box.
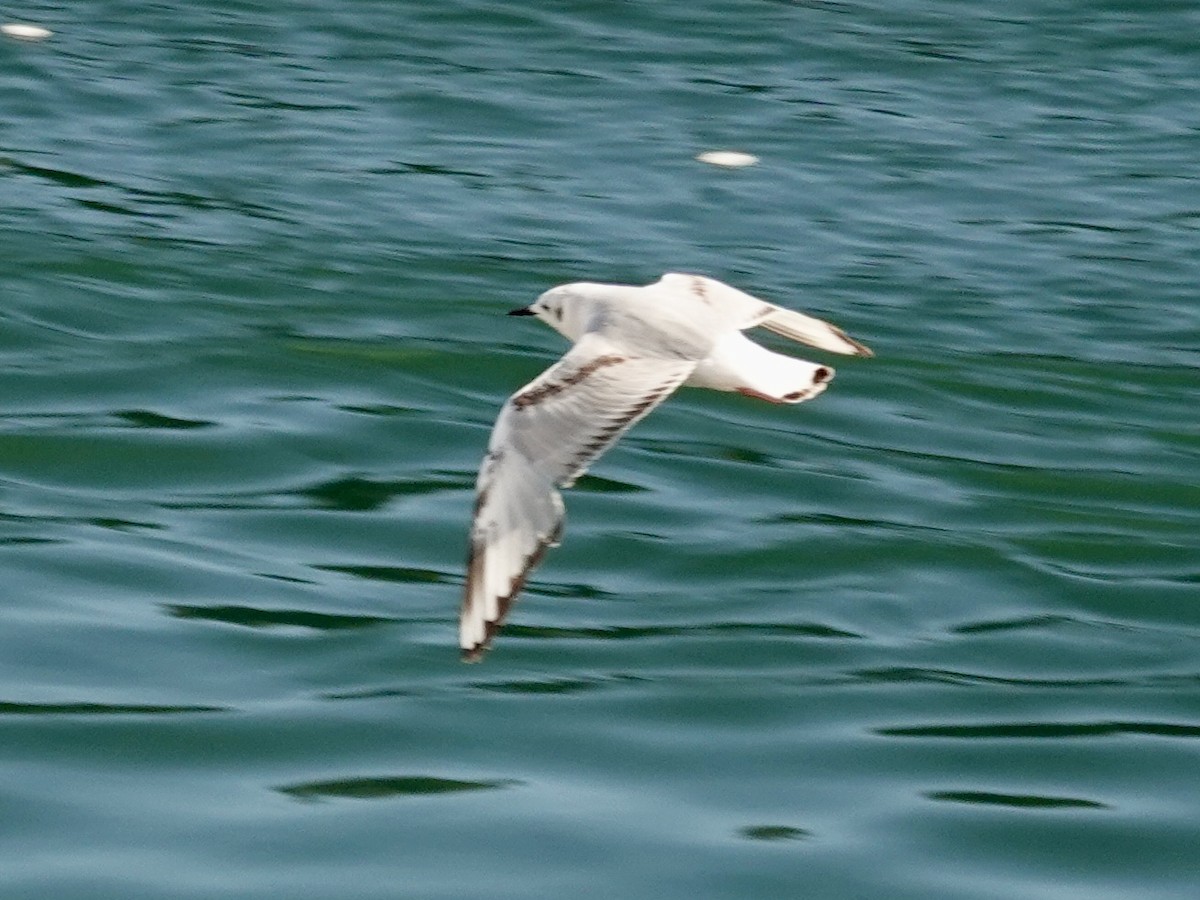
[461,273,871,660]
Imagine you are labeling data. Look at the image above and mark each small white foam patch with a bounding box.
[696,151,759,168]
[2,23,52,40]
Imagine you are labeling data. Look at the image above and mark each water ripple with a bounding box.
[924,790,1110,811]
[0,701,226,716]
[277,775,518,802]
[503,621,863,644]
[737,824,813,842]
[877,721,1200,740]
[165,604,393,631]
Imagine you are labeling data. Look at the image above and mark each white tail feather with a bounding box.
[686,334,834,404]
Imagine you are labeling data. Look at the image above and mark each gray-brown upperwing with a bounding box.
[461,333,695,660]
[654,274,873,358]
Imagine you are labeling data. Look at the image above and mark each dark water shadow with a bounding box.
[114,410,216,430]
[313,564,451,585]
[300,475,466,511]
[636,438,780,468]
[0,701,227,716]
[468,676,606,696]
[161,474,468,513]
[925,790,1109,811]
[336,402,426,418]
[503,621,862,642]
[951,614,1076,635]
[849,666,1127,689]
[315,564,610,601]
[88,516,165,532]
[738,824,813,842]
[277,775,518,802]
[877,721,1200,739]
[4,159,110,189]
[165,603,394,631]
[253,571,320,585]
[572,474,647,493]
[319,687,418,701]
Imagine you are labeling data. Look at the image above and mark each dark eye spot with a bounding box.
[552,306,562,321]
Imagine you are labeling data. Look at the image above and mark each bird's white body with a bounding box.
[461,273,871,660]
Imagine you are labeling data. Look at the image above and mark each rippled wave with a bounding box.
[2,1,1197,898]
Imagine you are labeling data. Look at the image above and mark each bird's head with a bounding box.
[507,284,594,341]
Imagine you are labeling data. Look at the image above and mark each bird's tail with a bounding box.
[687,335,835,404]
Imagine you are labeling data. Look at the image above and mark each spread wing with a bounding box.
[755,305,873,357]
[461,333,695,661]
[655,273,872,358]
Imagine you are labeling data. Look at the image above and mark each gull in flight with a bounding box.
[461,273,871,660]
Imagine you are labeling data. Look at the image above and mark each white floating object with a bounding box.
[2,23,52,40]
[696,150,759,168]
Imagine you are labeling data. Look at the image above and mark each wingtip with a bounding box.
[826,324,872,358]
[460,615,502,662]
[461,644,486,663]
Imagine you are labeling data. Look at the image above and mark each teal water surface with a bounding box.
[2,2,1198,898]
